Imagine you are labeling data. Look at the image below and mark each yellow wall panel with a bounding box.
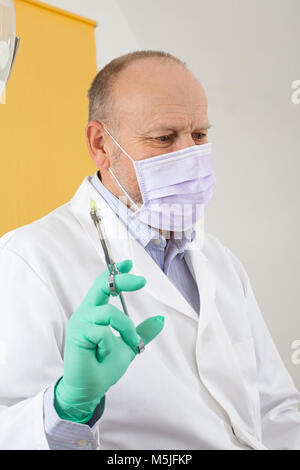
[0,0,98,234]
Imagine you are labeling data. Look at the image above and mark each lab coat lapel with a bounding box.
[69,177,199,322]
[184,244,264,447]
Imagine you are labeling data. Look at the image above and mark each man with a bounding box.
[0,50,299,450]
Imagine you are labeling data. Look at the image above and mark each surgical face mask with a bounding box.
[103,126,216,232]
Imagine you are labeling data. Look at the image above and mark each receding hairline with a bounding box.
[87,50,188,127]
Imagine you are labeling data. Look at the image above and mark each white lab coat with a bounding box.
[0,175,299,450]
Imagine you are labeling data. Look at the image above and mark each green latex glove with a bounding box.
[54,259,165,423]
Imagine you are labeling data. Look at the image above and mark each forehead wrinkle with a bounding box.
[148,101,207,114]
[144,102,208,121]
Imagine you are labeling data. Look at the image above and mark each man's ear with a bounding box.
[85,121,110,170]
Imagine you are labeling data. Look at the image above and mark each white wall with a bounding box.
[41,0,139,68]
[43,0,300,389]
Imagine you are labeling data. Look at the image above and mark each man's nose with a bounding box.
[174,133,197,151]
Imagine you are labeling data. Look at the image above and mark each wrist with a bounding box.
[54,378,99,423]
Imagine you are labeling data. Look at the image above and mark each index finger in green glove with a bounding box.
[83,259,146,307]
[82,303,141,349]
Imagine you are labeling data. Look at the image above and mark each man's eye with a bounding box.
[154,133,206,142]
[155,135,173,142]
[193,133,206,140]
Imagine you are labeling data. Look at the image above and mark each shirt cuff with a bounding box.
[43,382,105,450]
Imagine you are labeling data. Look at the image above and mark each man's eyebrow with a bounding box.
[197,123,212,131]
[144,122,212,133]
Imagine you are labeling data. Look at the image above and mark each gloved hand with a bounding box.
[54,259,165,423]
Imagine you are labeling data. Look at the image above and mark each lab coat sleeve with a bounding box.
[227,248,300,450]
[0,246,68,449]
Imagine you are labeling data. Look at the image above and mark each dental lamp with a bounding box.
[0,0,20,97]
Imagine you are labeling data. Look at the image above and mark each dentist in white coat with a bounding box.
[0,50,300,450]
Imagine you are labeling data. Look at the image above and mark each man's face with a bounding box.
[89,58,210,205]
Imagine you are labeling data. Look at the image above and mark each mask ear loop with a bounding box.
[109,167,140,211]
[103,126,135,162]
[103,125,141,212]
